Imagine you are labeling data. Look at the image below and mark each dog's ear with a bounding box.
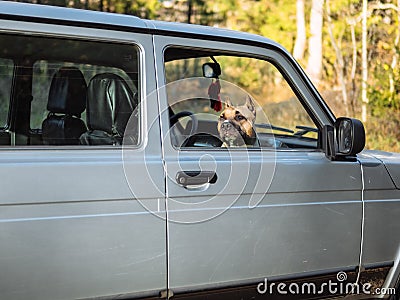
[245,95,256,116]
[224,97,233,108]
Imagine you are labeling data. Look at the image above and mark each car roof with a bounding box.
[0,1,285,52]
[0,1,147,29]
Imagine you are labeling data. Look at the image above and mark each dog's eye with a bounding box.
[236,115,245,121]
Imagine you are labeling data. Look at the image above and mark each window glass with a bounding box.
[32,61,135,129]
[164,48,318,149]
[0,33,140,147]
[0,58,13,128]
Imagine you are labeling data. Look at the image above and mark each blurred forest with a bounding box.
[6,0,400,151]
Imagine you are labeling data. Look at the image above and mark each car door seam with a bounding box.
[355,159,366,285]
[150,32,171,298]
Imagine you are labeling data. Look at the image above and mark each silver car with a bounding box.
[0,1,399,299]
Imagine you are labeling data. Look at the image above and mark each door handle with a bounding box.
[176,171,217,186]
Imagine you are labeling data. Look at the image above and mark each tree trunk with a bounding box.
[349,19,358,115]
[124,0,131,14]
[389,0,400,99]
[293,0,306,61]
[361,0,368,122]
[326,0,348,115]
[306,0,324,86]
[187,0,192,24]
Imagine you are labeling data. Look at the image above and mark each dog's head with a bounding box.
[217,95,256,147]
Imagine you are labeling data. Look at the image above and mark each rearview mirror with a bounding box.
[202,62,221,78]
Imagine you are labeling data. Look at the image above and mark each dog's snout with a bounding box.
[221,120,233,130]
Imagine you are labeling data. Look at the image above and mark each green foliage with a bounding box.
[365,110,400,152]
[208,0,296,50]
[37,0,67,6]
[119,0,159,19]
[369,70,400,115]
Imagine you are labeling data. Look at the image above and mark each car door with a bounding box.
[0,15,166,300]
[153,33,363,298]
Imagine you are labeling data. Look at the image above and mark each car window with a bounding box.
[31,61,135,129]
[164,48,318,149]
[0,58,13,128]
[0,33,140,147]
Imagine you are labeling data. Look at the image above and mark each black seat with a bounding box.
[79,73,136,146]
[42,67,87,145]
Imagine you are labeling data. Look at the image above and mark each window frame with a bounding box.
[162,45,323,152]
[0,32,144,149]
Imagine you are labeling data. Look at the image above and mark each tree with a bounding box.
[326,0,348,115]
[306,0,324,86]
[389,0,400,101]
[293,0,306,61]
[361,0,368,122]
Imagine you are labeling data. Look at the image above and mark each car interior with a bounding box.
[164,47,320,149]
[0,34,319,150]
[0,33,139,147]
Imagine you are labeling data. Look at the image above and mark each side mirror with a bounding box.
[335,117,365,156]
[323,117,365,160]
[202,62,221,79]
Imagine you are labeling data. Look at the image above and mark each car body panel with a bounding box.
[0,2,399,299]
[366,150,400,189]
[357,153,400,274]
[0,12,167,300]
[162,150,363,293]
[153,35,363,294]
[0,1,147,29]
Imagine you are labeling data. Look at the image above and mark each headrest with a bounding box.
[86,73,135,136]
[47,67,87,117]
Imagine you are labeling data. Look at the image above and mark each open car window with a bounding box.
[164,47,319,150]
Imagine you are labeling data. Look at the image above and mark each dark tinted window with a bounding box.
[0,58,13,128]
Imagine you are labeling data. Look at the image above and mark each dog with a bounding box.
[217,95,257,147]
